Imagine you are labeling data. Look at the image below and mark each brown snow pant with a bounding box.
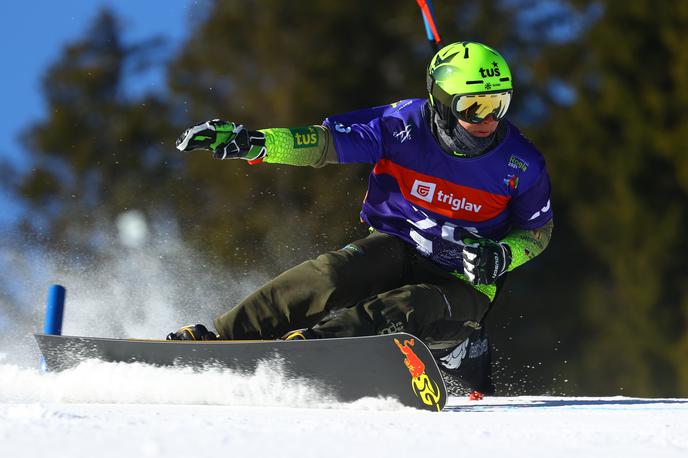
[214,231,491,350]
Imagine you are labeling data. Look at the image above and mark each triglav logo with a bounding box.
[410,180,436,203]
[409,180,483,213]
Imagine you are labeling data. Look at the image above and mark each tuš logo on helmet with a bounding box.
[479,62,501,78]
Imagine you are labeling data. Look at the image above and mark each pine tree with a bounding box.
[529,0,688,395]
[18,10,178,260]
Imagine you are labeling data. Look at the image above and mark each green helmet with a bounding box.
[427,42,513,127]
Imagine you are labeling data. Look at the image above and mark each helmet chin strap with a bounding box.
[429,105,497,157]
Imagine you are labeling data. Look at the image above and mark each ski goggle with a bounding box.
[429,78,512,124]
[453,91,512,124]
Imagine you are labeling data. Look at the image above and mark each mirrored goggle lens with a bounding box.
[453,91,512,124]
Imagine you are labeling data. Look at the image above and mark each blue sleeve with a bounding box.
[322,106,387,164]
[509,171,553,229]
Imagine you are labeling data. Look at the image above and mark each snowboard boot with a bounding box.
[281,328,321,340]
[166,324,218,341]
[433,326,495,395]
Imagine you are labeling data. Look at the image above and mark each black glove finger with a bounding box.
[215,142,241,159]
[463,248,477,262]
[213,128,248,159]
[176,122,215,152]
[462,242,482,265]
[207,119,230,129]
[233,128,251,150]
[462,256,478,282]
[464,265,478,283]
[175,127,194,150]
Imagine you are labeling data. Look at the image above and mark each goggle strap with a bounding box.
[429,82,454,108]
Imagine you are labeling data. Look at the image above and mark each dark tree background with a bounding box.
[2,0,686,396]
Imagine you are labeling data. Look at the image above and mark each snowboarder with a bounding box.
[169,42,553,394]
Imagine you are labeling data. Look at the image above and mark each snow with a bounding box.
[1,358,687,457]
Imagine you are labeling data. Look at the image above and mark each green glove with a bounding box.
[175,119,266,161]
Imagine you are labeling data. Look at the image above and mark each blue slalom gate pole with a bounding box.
[41,284,66,371]
[44,284,66,335]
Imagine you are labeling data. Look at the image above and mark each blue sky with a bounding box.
[0,0,195,223]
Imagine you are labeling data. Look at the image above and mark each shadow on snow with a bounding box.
[443,398,688,413]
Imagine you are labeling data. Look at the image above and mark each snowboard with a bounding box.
[34,332,447,411]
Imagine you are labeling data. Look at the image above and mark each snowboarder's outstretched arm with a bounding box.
[176,119,337,167]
